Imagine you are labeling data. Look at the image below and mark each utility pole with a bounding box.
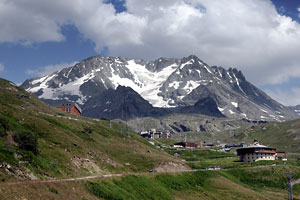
[286,173,295,200]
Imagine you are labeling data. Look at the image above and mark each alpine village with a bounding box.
[1,1,300,200]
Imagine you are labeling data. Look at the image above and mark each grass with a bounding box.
[155,138,177,146]
[0,78,180,181]
[164,148,294,170]
[85,167,299,200]
[48,187,59,194]
[218,119,300,156]
[219,166,300,198]
[166,148,237,161]
[86,171,216,200]
[166,148,240,169]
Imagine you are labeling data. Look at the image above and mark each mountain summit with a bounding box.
[21,55,298,121]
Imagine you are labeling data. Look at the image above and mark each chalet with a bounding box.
[236,140,276,162]
[55,102,82,116]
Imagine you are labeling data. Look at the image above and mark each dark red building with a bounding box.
[55,102,82,116]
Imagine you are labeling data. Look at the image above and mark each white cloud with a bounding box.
[26,62,77,77]
[298,7,300,18]
[265,87,300,106]
[0,63,4,71]
[1,0,300,88]
[0,0,65,44]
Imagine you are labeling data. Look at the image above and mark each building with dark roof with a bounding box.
[236,141,276,162]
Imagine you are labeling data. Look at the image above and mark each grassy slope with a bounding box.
[1,168,298,200]
[82,166,300,200]
[0,78,181,181]
[221,119,300,156]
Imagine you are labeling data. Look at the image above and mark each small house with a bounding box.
[55,102,82,116]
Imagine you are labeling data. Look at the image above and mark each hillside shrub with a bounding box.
[0,125,6,137]
[13,131,39,155]
[82,126,93,134]
[0,115,9,137]
[0,140,18,165]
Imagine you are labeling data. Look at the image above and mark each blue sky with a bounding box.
[0,0,300,106]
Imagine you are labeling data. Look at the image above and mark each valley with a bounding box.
[2,0,300,199]
[1,77,300,199]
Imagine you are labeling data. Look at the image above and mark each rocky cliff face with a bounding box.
[289,105,300,116]
[21,55,299,121]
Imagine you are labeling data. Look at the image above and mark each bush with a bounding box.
[82,126,93,134]
[0,115,9,137]
[0,125,6,137]
[13,131,39,155]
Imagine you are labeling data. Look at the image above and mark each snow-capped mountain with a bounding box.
[21,55,299,121]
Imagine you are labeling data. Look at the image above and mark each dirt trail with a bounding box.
[0,162,281,186]
[0,170,197,186]
[0,174,123,186]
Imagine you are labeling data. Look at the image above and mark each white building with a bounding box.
[236,141,276,162]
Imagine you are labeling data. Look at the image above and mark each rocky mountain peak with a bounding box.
[21,55,299,121]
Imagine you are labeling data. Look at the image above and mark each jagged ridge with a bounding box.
[21,55,299,121]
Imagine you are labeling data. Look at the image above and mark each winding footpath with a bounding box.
[0,165,281,186]
[0,170,198,186]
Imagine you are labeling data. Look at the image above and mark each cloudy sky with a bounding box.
[0,0,300,106]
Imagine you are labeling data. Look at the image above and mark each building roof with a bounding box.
[236,141,276,155]
[247,141,267,148]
